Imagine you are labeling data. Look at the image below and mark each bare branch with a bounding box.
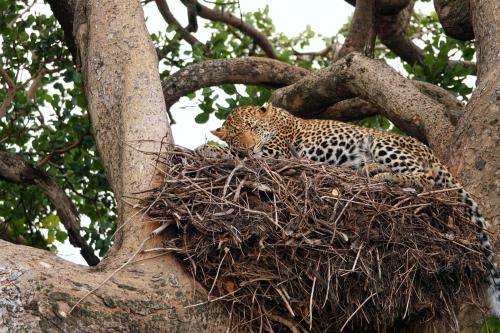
[434,0,474,41]
[0,151,100,266]
[344,0,411,15]
[336,0,377,60]
[46,0,77,64]
[293,43,339,60]
[37,137,84,166]
[184,0,198,32]
[161,57,309,111]
[378,1,477,75]
[0,64,17,118]
[26,67,48,103]
[270,53,454,158]
[155,0,202,47]
[187,0,278,59]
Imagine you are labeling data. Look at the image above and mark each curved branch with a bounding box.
[311,85,462,124]
[37,136,84,166]
[184,0,198,32]
[26,66,48,103]
[161,57,309,110]
[434,0,474,41]
[344,0,411,15]
[188,0,278,59]
[0,151,100,266]
[155,0,202,47]
[270,53,454,158]
[314,98,380,121]
[336,0,377,60]
[378,1,477,75]
[0,64,17,118]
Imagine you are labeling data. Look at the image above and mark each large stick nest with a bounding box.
[142,146,485,332]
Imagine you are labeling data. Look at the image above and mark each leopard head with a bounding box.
[211,103,280,155]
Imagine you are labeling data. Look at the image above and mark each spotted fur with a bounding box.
[206,103,500,316]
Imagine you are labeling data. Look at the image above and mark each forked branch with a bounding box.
[183,0,278,59]
[155,0,202,47]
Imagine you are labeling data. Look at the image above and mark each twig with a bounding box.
[0,64,17,118]
[340,292,377,331]
[37,137,84,166]
[155,0,203,47]
[267,313,300,333]
[208,247,228,296]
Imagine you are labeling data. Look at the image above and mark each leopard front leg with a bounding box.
[370,171,437,189]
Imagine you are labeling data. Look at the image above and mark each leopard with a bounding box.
[195,103,500,317]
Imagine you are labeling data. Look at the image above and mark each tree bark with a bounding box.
[0,0,228,331]
[434,0,474,41]
[409,0,499,332]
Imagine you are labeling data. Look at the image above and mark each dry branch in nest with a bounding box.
[141,146,485,332]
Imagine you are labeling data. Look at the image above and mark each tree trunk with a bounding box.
[0,0,227,331]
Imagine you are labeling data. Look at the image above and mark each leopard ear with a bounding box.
[211,127,227,140]
[266,102,273,112]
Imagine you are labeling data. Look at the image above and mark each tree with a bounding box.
[0,0,498,332]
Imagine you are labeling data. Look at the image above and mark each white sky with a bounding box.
[49,1,433,265]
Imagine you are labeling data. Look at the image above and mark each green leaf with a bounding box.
[480,318,500,333]
[55,230,68,243]
[221,84,237,95]
[195,112,210,123]
[42,214,60,229]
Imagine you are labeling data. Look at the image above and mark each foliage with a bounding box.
[0,0,475,260]
[0,0,115,255]
[481,318,500,333]
[404,11,475,100]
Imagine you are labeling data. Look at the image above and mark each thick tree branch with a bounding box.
[344,0,411,15]
[161,57,309,110]
[0,64,17,118]
[467,1,497,80]
[434,0,474,41]
[155,0,202,47]
[315,92,462,124]
[46,0,77,64]
[0,151,99,266]
[186,0,278,59]
[377,1,477,75]
[270,53,454,158]
[410,80,464,125]
[315,98,380,121]
[184,0,198,32]
[336,0,377,60]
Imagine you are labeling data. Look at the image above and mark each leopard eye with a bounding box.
[259,106,266,113]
